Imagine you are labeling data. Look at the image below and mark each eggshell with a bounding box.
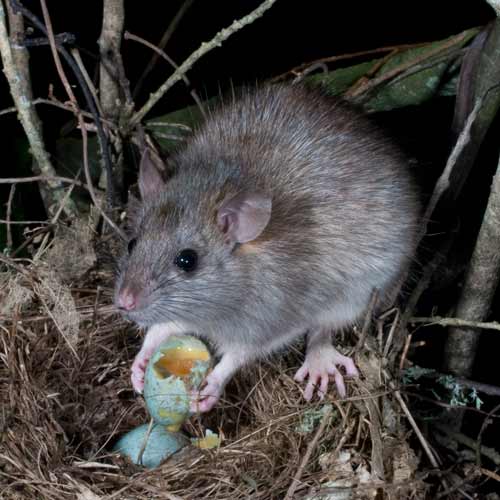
[143,335,211,427]
[113,424,189,468]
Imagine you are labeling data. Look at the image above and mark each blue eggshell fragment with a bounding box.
[113,424,189,468]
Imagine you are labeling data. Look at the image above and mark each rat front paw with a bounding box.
[294,346,359,400]
[190,372,224,413]
[131,353,150,393]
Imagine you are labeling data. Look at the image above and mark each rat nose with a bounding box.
[117,287,138,311]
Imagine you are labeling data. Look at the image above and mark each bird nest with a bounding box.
[0,222,427,499]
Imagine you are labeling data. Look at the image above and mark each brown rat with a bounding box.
[115,83,420,411]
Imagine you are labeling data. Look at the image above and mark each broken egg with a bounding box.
[143,335,211,428]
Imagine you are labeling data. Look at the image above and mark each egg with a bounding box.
[113,423,189,468]
[143,335,211,428]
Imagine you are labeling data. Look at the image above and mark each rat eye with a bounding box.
[175,249,198,272]
[128,238,137,253]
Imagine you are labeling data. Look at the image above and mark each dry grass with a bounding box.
[0,228,427,499]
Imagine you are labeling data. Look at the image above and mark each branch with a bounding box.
[444,123,500,376]
[125,31,206,119]
[38,0,126,240]
[11,0,117,208]
[284,406,332,500]
[133,0,194,98]
[420,98,482,242]
[98,0,125,122]
[0,1,78,218]
[128,0,279,129]
[411,316,500,332]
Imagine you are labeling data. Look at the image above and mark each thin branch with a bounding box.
[125,31,206,119]
[39,0,77,110]
[347,31,470,100]
[420,99,483,242]
[435,423,500,466]
[133,0,194,98]
[80,102,126,240]
[5,184,16,249]
[11,0,116,208]
[0,1,78,217]
[355,289,378,351]
[129,0,279,129]
[37,0,124,238]
[71,48,104,117]
[411,316,500,332]
[0,175,85,186]
[0,97,115,126]
[0,219,49,225]
[383,369,441,469]
[270,42,429,83]
[284,406,332,500]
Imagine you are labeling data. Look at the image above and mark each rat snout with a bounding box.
[116,285,140,312]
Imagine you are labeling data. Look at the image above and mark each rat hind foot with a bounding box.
[294,344,358,400]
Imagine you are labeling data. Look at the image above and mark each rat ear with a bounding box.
[217,191,272,244]
[125,192,142,230]
[139,148,165,199]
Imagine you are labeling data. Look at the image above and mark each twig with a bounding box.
[137,418,155,467]
[355,289,378,351]
[11,0,116,208]
[399,332,412,371]
[81,102,126,240]
[36,292,80,360]
[411,316,500,332]
[0,219,49,225]
[70,48,104,117]
[133,0,195,98]
[39,0,76,112]
[37,0,125,240]
[284,406,332,500]
[0,97,115,126]
[0,175,85,187]
[270,42,428,83]
[129,0,279,128]
[420,99,482,243]
[476,403,500,466]
[0,1,78,218]
[434,423,500,466]
[5,185,16,249]
[401,223,456,332]
[347,31,470,100]
[384,369,441,469]
[480,467,500,483]
[382,309,400,359]
[22,32,75,47]
[125,31,206,119]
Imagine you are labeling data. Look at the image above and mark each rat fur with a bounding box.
[115,83,420,411]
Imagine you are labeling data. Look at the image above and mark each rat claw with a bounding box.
[295,345,358,400]
[293,364,308,383]
[190,372,224,413]
[131,353,150,393]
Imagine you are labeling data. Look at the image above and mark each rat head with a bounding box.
[114,150,272,328]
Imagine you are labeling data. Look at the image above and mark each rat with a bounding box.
[115,83,420,412]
